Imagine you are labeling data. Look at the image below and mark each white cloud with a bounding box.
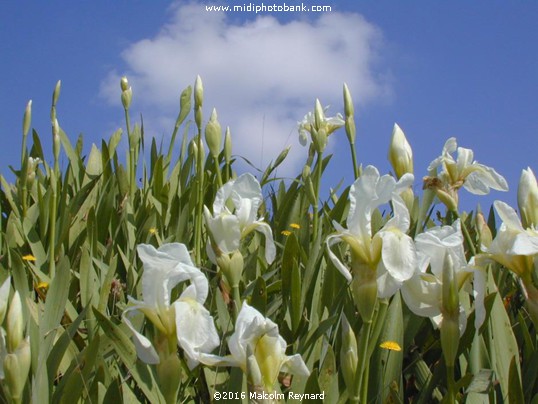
[101,1,391,176]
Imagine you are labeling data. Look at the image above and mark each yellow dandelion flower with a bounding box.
[380,341,401,351]
[22,254,37,262]
[281,230,292,236]
[290,223,301,229]
[149,227,158,235]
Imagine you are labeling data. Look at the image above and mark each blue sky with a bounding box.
[1,1,537,213]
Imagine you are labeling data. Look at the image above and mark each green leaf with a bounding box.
[508,356,524,403]
[93,308,165,404]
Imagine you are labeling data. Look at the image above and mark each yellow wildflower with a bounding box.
[290,223,301,229]
[281,230,292,236]
[22,254,36,262]
[379,341,401,351]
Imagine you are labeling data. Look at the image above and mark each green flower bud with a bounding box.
[52,118,61,163]
[7,291,24,352]
[345,115,356,145]
[0,277,11,325]
[340,315,358,392]
[476,212,492,250]
[217,251,244,288]
[3,337,31,403]
[388,123,413,179]
[518,167,538,228]
[52,80,61,107]
[224,127,232,164]
[205,108,222,158]
[189,139,198,159]
[314,99,324,130]
[120,76,130,92]
[343,83,354,117]
[194,75,203,109]
[312,126,328,154]
[274,146,290,168]
[23,100,32,138]
[121,87,132,111]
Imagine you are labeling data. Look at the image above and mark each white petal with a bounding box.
[510,232,538,255]
[326,234,352,282]
[494,201,525,232]
[281,354,310,376]
[174,300,220,369]
[252,221,276,264]
[380,231,416,282]
[401,273,442,319]
[123,309,160,364]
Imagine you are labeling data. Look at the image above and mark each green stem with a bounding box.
[312,151,323,238]
[49,170,57,278]
[194,128,205,266]
[231,285,241,321]
[124,108,136,198]
[349,141,360,180]
[213,155,223,189]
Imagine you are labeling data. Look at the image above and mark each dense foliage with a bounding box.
[1,77,537,403]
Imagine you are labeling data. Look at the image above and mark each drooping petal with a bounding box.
[252,221,276,264]
[174,299,220,369]
[326,234,352,282]
[123,308,160,365]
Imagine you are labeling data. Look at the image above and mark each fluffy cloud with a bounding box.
[101,1,391,175]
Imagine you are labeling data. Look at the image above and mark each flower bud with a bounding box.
[314,99,324,130]
[120,76,130,92]
[23,100,32,138]
[3,337,30,401]
[343,83,354,117]
[0,277,11,325]
[52,118,61,163]
[345,115,356,145]
[217,251,244,288]
[476,212,492,250]
[518,167,538,228]
[194,75,203,109]
[312,126,328,154]
[52,80,61,107]
[205,108,222,158]
[224,127,232,164]
[340,315,358,392]
[274,146,290,168]
[388,124,413,179]
[441,253,461,367]
[7,291,24,352]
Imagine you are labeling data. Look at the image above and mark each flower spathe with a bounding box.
[518,167,538,229]
[198,303,309,390]
[204,173,276,264]
[326,165,417,299]
[122,243,219,368]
